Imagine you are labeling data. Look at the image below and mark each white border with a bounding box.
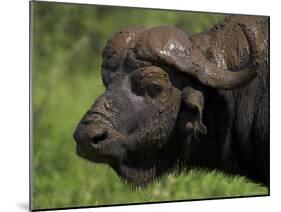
[1,0,280,212]
[35,0,271,16]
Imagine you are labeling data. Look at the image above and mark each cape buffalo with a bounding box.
[73,15,269,186]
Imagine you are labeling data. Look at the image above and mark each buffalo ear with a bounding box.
[181,87,207,141]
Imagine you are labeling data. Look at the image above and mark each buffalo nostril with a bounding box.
[81,120,93,125]
[90,131,108,145]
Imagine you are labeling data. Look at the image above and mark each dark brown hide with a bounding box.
[74,15,269,186]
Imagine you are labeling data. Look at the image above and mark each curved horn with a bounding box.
[185,23,260,89]
[135,23,261,90]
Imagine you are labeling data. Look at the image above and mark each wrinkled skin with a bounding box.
[74,15,269,186]
[74,66,184,184]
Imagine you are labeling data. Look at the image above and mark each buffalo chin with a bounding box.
[77,146,158,186]
[111,163,158,186]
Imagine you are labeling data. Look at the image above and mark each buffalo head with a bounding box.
[73,23,260,185]
[73,65,187,185]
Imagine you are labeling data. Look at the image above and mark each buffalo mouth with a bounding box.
[74,127,128,165]
[76,142,102,162]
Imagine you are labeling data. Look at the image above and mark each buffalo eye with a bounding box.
[146,83,163,98]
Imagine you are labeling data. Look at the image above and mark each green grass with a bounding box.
[32,2,268,210]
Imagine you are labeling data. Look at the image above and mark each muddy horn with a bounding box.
[175,23,260,90]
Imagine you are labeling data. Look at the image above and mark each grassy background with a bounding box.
[32,2,268,210]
